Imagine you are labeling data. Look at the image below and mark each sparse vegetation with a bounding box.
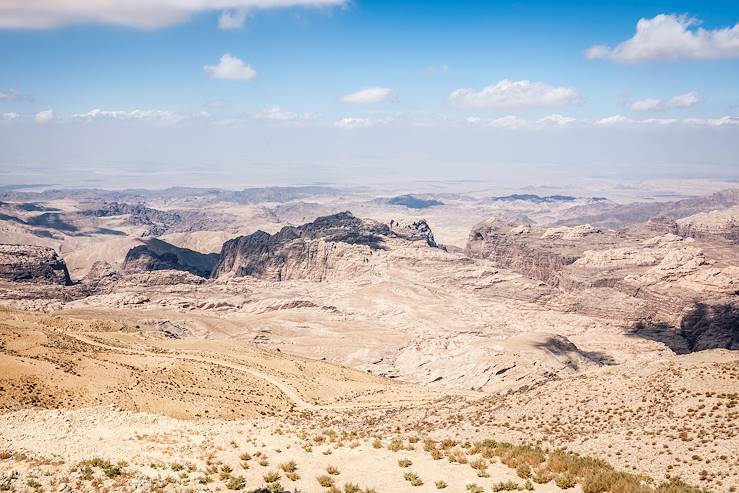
[317,475,335,487]
[398,458,413,468]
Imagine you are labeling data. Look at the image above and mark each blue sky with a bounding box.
[0,1,738,187]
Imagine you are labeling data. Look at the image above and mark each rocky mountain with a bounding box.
[122,238,219,277]
[212,211,437,281]
[0,244,72,285]
[555,188,739,228]
[466,218,739,352]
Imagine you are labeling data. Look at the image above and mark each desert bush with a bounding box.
[263,471,280,483]
[398,459,413,468]
[344,483,361,493]
[533,469,553,484]
[403,472,423,486]
[326,465,340,475]
[225,475,246,490]
[279,460,297,473]
[466,484,484,493]
[286,472,300,481]
[555,474,577,489]
[492,480,520,491]
[517,464,532,479]
[435,480,448,489]
[388,438,403,452]
[267,481,285,493]
[317,475,335,487]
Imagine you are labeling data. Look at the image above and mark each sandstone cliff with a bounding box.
[466,219,739,352]
[0,244,72,285]
[212,212,437,281]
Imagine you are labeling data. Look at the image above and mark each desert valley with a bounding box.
[0,183,737,493]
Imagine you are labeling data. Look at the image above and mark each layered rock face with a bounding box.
[465,219,580,286]
[0,244,72,285]
[466,219,739,352]
[213,212,437,281]
[122,238,219,278]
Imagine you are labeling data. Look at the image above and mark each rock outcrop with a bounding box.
[122,238,219,278]
[213,212,437,281]
[466,219,739,352]
[466,219,578,286]
[0,244,72,285]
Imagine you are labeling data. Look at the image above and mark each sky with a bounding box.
[0,0,738,188]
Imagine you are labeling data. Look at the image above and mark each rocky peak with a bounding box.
[213,212,438,280]
[0,244,72,285]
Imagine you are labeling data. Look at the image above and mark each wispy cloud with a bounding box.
[0,0,347,29]
[340,87,396,104]
[69,108,204,123]
[1,112,19,121]
[204,54,256,81]
[218,10,248,29]
[34,109,54,123]
[586,14,739,63]
[449,80,579,108]
[334,117,391,128]
[0,89,32,102]
[629,91,702,112]
[254,106,315,121]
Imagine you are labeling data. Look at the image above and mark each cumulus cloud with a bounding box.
[218,10,247,29]
[34,109,54,123]
[0,1,347,29]
[204,54,256,81]
[340,87,396,104]
[586,14,739,63]
[254,106,314,121]
[629,91,702,112]
[449,80,579,108]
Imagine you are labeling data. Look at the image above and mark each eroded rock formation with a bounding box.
[213,212,437,281]
[0,244,72,285]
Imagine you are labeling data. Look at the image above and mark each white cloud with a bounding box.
[340,87,396,104]
[218,10,247,29]
[69,109,200,123]
[254,106,314,121]
[334,117,384,128]
[596,115,632,126]
[0,1,347,29]
[204,54,256,81]
[684,116,739,127]
[487,115,527,129]
[34,109,54,123]
[536,114,577,126]
[449,80,579,108]
[2,112,19,121]
[586,14,739,63]
[629,91,702,111]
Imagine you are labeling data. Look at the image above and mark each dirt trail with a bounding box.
[66,332,437,411]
